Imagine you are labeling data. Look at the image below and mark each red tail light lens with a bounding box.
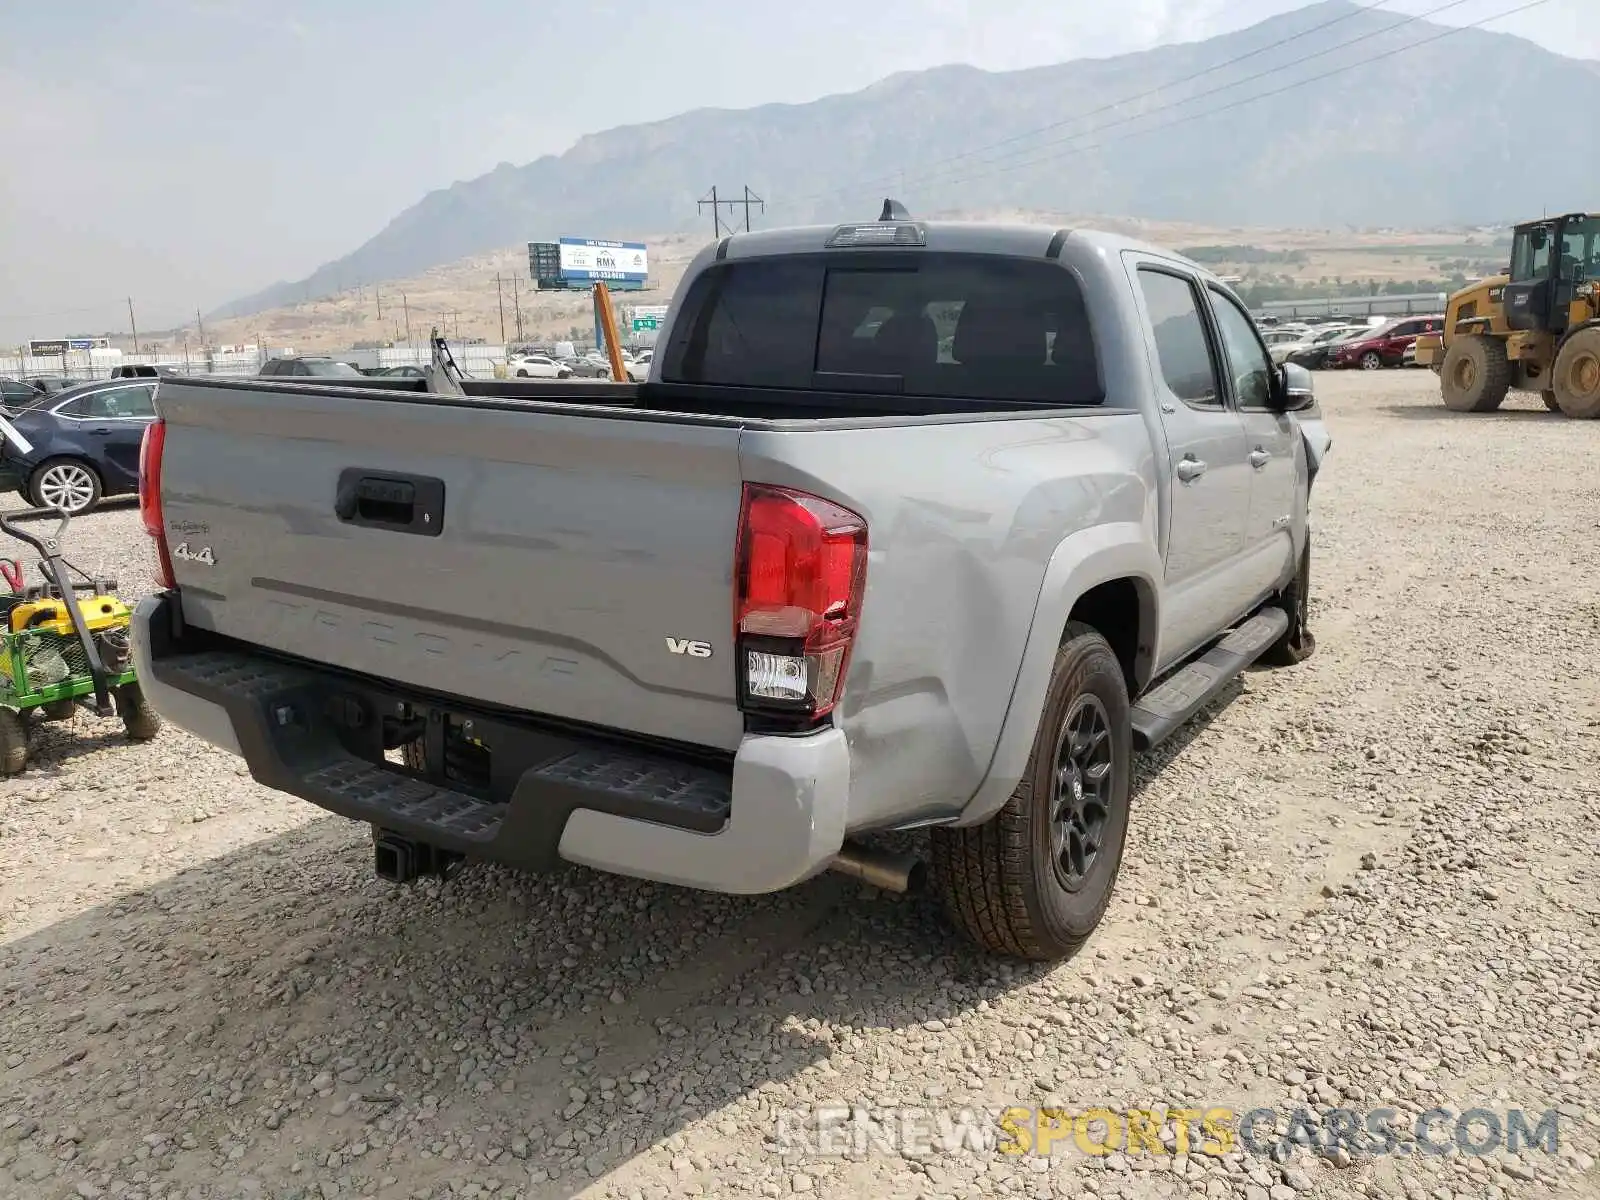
[138,418,175,589]
[734,483,868,723]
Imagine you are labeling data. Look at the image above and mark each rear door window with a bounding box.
[1135,268,1223,407]
[662,254,1102,405]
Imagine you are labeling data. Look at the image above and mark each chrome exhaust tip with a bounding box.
[828,842,924,893]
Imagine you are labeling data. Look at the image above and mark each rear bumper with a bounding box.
[132,592,849,894]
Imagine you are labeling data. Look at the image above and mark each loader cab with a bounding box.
[1503,213,1600,335]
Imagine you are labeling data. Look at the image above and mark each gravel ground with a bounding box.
[1,370,1597,1200]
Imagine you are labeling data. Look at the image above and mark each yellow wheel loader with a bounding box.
[1413,213,1600,418]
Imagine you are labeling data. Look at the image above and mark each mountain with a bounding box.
[212,1,1600,319]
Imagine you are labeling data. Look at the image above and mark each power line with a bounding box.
[0,301,132,320]
[795,0,1514,209]
[915,0,1553,198]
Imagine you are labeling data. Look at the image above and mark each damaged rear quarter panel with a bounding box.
[738,413,1157,833]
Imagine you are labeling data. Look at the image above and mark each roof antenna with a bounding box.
[879,198,911,222]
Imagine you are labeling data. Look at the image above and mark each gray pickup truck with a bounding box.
[131,207,1330,961]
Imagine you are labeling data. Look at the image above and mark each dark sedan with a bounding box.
[0,380,156,514]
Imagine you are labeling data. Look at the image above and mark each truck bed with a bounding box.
[145,372,1148,831]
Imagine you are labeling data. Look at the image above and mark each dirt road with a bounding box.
[2,371,1597,1200]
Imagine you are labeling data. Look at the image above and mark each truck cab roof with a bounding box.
[713,218,1214,280]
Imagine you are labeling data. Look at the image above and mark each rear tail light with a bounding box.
[734,483,868,725]
[138,418,175,589]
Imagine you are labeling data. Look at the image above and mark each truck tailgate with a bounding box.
[154,379,746,752]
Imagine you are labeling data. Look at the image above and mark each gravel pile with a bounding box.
[1,372,1596,1200]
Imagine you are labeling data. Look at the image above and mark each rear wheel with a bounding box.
[29,459,102,514]
[1551,327,1600,419]
[0,708,28,775]
[932,623,1132,961]
[1439,335,1510,413]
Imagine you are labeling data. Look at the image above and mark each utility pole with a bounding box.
[512,275,524,341]
[700,186,764,236]
[737,186,765,232]
[698,187,724,238]
[376,287,383,322]
[127,297,139,355]
[401,292,412,347]
[195,308,207,350]
[496,275,507,344]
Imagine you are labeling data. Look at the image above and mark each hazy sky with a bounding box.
[1,0,1592,343]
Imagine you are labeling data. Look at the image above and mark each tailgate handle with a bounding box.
[335,470,445,536]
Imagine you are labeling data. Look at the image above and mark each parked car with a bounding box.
[28,377,88,397]
[1328,315,1445,370]
[133,212,1330,962]
[508,353,573,380]
[372,365,428,378]
[626,349,653,382]
[1261,328,1313,358]
[258,356,365,379]
[1288,327,1371,371]
[557,355,609,379]
[0,380,157,513]
[1270,324,1367,366]
[109,364,183,379]
[0,377,42,410]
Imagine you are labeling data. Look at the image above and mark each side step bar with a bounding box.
[1130,606,1289,750]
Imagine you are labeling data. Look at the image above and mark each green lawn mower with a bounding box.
[0,506,160,774]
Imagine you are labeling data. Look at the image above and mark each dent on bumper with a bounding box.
[559,727,850,894]
[131,595,850,895]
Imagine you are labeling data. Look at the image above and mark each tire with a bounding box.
[1550,326,1600,419]
[28,458,102,515]
[1542,390,1560,412]
[1360,351,1382,371]
[931,623,1133,961]
[515,369,529,378]
[1261,536,1317,667]
[0,708,28,775]
[113,682,161,741]
[1439,335,1511,413]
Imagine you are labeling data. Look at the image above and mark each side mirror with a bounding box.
[1273,362,1316,412]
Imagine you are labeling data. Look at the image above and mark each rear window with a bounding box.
[661,254,1102,405]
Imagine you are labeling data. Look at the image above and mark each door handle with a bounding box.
[1249,448,1271,469]
[1176,456,1208,482]
[90,426,113,434]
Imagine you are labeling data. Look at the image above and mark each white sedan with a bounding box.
[508,354,572,380]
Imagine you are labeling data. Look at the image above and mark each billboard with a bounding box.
[529,241,563,287]
[558,238,648,289]
[528,238,649,291]
[28,337,108,356]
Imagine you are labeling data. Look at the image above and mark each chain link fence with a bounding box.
[0,341,516,384]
